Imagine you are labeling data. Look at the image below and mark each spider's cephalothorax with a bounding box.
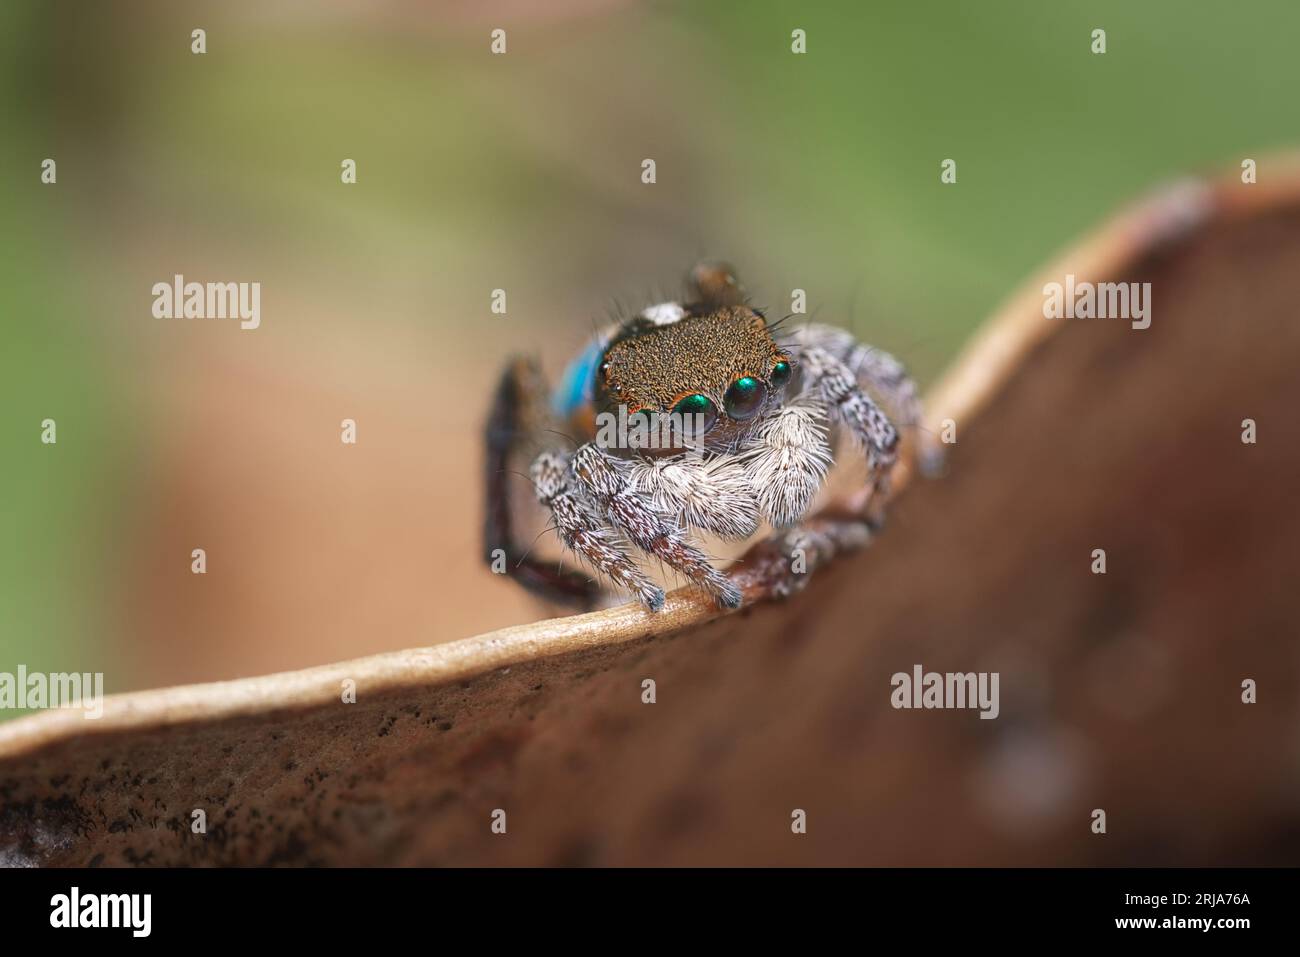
[593,303,789,457]
[484,263,923,612]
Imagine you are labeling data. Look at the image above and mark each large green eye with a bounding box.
[724,376,767,420]
[671,393,718,438]
[771,360,792,388]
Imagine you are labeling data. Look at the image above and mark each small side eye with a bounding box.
[671,393,718,436]
[771,359,792,388]
[723,376,767,421]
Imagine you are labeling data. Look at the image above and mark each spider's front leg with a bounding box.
[791,325,922,433]
[530,450,666,612]
[798,344,902,519]
[791,324,940,486]
[570,443,743,609]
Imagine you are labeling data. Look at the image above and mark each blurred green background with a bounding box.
[3,0,1298,718]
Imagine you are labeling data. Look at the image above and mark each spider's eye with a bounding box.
[724,376,767,420]
[771,360,792,388]
[671,393,718,435]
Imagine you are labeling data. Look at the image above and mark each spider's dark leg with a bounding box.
[484,357,602,608]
